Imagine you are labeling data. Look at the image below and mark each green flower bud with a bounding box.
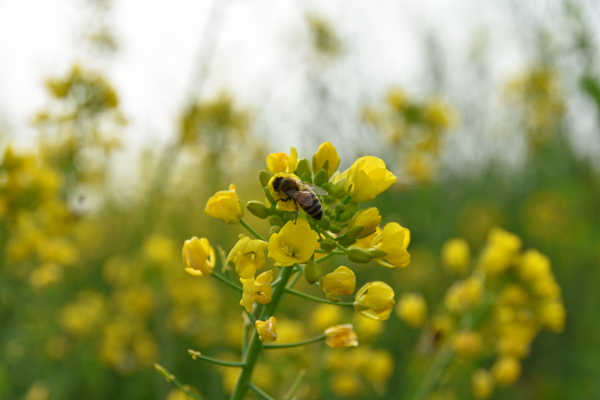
[346,225,365,240]
[314,168,329,187]
[347,246,372,263]
[318,217,331,231]
[320,238,337,253]
[259,170,274,188]
[304,261,321,285]
[299,171,312,183]
[269,215,286,227]
[246,201,270,219]
[336,235,357,247]
[329,225,343,234]
[367,248,388,259]
[264,186,277,205]
[295,158,312,178]
[269,225,281,236]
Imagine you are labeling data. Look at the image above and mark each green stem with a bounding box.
[154,363,205,400]
[211,271,243,293]
[248,383,276,400]
[263,333,326,349]
[413,343,454,400]
[240,219,265,241]
[285,288,355,307]
[230,265,295,400]
[315,252,344,263]
[190,352,244,368]
[282,370,306,400]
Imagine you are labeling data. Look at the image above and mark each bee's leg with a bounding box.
[294,201,299,224]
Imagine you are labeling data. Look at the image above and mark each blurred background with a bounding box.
[1,0,599,399]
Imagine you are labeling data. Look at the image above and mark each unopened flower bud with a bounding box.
[295,158,312,178]
[304,261,321,285]
[320,238,337,253]
[347,247,372,263]
[259,170,274,188]
[246,201,269,219]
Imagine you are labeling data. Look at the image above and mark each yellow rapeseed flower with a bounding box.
[441,238,470,275]
[182,237,216,277]
[354,281,395,321]
[396,292,427,328]
[347,207,381,239]
[226,236,268,279]
[324,324,359,348]
[478,228,521,274]
[268,219,318,267]
[444,277,483,314]
[266,147,298,174]
[239,270,273,312]
[320,266,356,299]
[204,184,244,224]
[312,142,340,176]
[491,355,521,387]
[255,317,277,342]
[537,300,566,333]
[471,369,494,399]
[371,222,411,268]
[344,156,396,202]
[452,331,483,358]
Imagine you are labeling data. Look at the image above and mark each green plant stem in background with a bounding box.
[211,271,243,293]
[282,369,306,400]
[154,363,205,400]
[240,219,265,241]
[263,333,326,349]
[230,265,294,400]
[248,382,276,400]
[413,343,455,400]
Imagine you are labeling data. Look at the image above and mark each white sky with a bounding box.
[0,0,598,166]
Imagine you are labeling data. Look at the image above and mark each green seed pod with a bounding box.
[347,247,372,263]
[246,201,270,219]
[304,261,321,285]
[259,170,274,188]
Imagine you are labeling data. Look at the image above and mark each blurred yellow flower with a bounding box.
[371,222,411,268]
[354,281,395,321]
[478,228,521,274]
[255,317,277,342]
[491,355,521,387]
[320,266,356,299]
[182,237,215,277]
[444,277,483,314]
[537,300,566,333]
[312,142,340,176]
[471,369,494,399]
[330,371,362,398]
[311,304,342,332]
[441,238,470,275]
[268,219,318,267]
[396,292,427,328]
[266,147,298,174]
[324,324,359,348]
[347,207,381,239]
[226,236,268,279]
[452,331,483,358]
[204,183,244,224]
[239,270,273,312]
[345,156,397,202]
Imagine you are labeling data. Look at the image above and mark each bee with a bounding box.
[271,176,328,222]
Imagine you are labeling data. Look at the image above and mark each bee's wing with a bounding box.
[286,189,315,206]
[302,182,328,196]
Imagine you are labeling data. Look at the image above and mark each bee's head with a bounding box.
[272,176,283,192]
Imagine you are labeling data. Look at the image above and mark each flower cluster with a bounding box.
[397,227,566,399]
[181,142,411,399]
